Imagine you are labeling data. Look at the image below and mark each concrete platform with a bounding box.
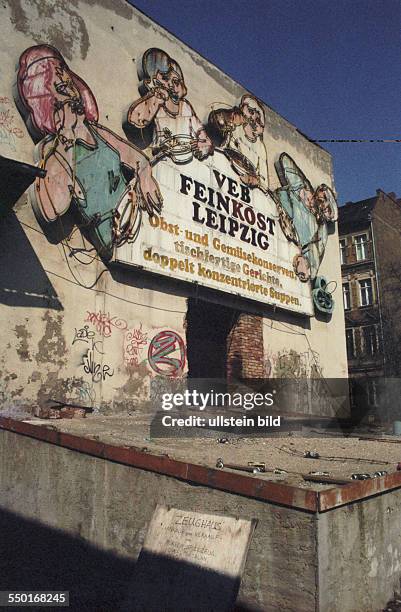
[1,415,401,611]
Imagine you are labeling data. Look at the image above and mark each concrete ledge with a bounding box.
[2,416,401,513]
[319,471,401,511]
[2,417,401,611]
[0,416,317,512]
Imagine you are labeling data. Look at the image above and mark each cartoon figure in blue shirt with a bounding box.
[274,154,338,312]
[15,44,163,260]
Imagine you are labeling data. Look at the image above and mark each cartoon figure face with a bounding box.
[140,48,188,106]
[299,187,319,215]
[16,44,99,140]
[208,94,268,191]
[240,95,265,141]
[152,68,186,104]
[126,47,212,163]
[53,64,84,114]
[315,186,338,222]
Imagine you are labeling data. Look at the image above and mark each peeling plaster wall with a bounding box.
[0,199,187,413]
[0,0,347,413]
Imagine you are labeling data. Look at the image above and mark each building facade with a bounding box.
[0,0,347,417]
[339,190,401,417]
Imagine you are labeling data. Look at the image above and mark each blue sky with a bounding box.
[129,0,400,204]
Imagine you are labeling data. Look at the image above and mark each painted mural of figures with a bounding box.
[208,95,268,192]
[15,45,163,260]
[127,48,213,164]
[274,153,338,283]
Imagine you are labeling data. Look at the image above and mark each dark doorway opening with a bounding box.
[186,298,239,378]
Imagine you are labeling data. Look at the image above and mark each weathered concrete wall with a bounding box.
[0,429,318,611]
[2,429,401,611]
[318,490,401,612]
[0,0,347,414]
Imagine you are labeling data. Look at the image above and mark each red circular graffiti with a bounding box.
[148,330,185,376]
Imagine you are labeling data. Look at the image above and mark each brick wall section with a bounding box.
[226,314,264,378]
[372,192,401,376]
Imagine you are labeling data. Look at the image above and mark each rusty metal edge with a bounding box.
[0,416,317,512]
[318,471,401,511]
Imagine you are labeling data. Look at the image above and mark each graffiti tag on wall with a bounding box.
[124,324,148,367]
[85,311,128,337]
[71,315,186,380]
[148,330,186,376]
[76,380,96,404]
[81,344,114,383]
[72,324,95,345]
[0,97,24,150]
[71,326,113,384]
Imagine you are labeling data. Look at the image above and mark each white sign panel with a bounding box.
[124,505,256,611]
[115,153,313,315]
[142,504,256,575]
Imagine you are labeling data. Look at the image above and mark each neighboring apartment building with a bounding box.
[339,190,401,417]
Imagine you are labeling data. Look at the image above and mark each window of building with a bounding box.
[339,238,347,264]
[362,325,378,356]
[343,282,351,310]
[354,234,368,261]
[346,328,355,359]
[359,278,373,306]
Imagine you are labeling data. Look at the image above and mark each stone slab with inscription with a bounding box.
[124,505,256,612]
